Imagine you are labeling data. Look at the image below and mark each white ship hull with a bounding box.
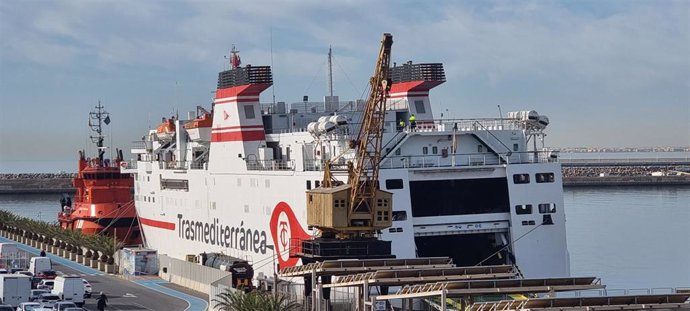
[127,60,570,283]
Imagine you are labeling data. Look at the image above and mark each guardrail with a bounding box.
[555,287,687,298]
[245,159,295,171]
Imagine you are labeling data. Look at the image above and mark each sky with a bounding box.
[1,0,689,171]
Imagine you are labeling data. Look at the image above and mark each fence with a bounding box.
[158,254,231,294]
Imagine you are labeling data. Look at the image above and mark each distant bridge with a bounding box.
[560,158,690,167]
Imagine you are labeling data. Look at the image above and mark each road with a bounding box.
[1,236,208,311]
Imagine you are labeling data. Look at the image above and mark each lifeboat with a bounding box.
[184,108,212,142]
[156,118,176,142]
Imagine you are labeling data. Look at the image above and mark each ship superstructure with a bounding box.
[59,103,141,245]
[126,45,569,280]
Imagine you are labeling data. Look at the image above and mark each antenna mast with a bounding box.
[89,101,110,164]
[328,46,334,97]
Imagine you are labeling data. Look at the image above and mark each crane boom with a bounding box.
[349,33,393,215]
[305,33,394,240]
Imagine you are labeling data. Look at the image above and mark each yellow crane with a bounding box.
[301,33,394,258]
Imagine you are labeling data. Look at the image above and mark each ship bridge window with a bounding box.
[414,100,426,114]
[515,204,533,215]
[538,203,556,214]
[410,178,509,217]
[385,179,404,190]
[306,180,312,190]
[513,174,530,184]
[244,105,256,119]
[392,211,407,221]
[536,173,555,183]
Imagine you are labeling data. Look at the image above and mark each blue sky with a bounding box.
[1,0,688,168]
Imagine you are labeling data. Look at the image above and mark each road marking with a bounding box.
[134,279,208,311]
[131,302,155,311]
[123,293,137,298]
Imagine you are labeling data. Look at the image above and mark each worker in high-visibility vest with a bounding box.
[398,119,405,131]
[409,114,417,130]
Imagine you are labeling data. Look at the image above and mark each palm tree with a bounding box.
[212,289,300,311]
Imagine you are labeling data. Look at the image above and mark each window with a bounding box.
[422,147,428,154]
[388,227,403,233]
[315,180,320,188]
[478,145,484,153]
[515,204,533,215]
[513,144,519,152]
[432,146,438,154]
[414,100,426,114]
[536,173,555,183]
[385,179,404,190]
[334,199,346,208]
[513,174,530,184]
[306,180,312,190]
[244,105,255,119]
[538,203,556,214]
[394,149,401,155]
[521,220,536,226]
[392,211,407,221]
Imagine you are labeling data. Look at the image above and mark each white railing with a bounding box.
[245,159,296,171]
[380,151,558,169]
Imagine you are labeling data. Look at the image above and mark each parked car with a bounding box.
[0,304,13,311]
[14,271,33,277]
[80,280,91,298]
[36,293,59,308]
[0,269,7,274]
[37,280,54,290]
[51,302,77,311]
[30,289,50,302]
[9,268,24,274]
[35,271,57,280]
[16,302,41,311]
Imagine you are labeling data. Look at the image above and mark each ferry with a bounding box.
[125,44,569,280]
[59,103,141,245]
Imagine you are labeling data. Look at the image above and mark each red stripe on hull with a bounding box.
[388,93,429,99]
[215,84,271,99]
[140,217,175,230]
[212,125,265,131]
[214,98,260,104]
[211,130,265,142]
[389,80,444,93]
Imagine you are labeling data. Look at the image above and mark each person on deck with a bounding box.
[409,114,417,130]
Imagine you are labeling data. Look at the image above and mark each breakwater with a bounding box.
[2,167,690,193]
[0,173,74,194]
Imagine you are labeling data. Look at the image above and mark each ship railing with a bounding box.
[380,151,559,169]
[245,159,296,171]
[404,118,525,133]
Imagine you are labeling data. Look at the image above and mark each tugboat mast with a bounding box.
[89,101,110,164]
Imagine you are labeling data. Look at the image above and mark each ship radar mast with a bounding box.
[88,101,111,164]
[230,45,241,69]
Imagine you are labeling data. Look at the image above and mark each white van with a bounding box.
[0,274,31,307]
[28,257,51,276]
[51,276,84,307]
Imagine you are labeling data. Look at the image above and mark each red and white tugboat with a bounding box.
[58,103,141,245]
